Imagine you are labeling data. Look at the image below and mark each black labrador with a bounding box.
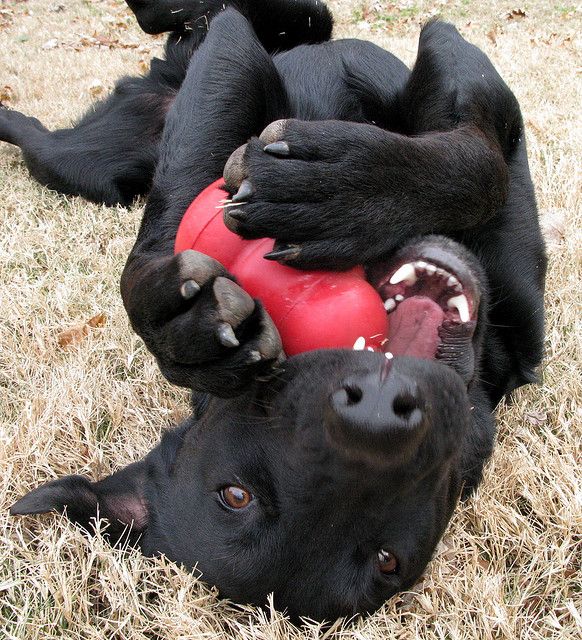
[5,0,546,622]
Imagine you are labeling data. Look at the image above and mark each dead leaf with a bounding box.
[61,32,141,52]
[57,324,89,348]
[0,9,14,31]
[0,85,14,103]
[504,8,527,20]
[88,79,105,97]
[524,410,547,426]
[487,26,498,45]
[87,312,107,328]
[57,313,107,348]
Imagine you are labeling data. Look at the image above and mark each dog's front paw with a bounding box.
[222,119,393,270]
[121,250,283,396]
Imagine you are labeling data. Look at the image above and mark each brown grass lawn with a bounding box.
[0,1,580,638]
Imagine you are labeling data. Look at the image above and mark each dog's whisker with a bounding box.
[221,201,246,209]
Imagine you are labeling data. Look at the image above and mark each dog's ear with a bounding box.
[10,459,149,545]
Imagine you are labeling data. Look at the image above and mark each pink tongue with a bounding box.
[385,296,444,359]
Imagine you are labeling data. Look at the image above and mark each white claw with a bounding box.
[447,294,471,323]
[353,336,366,350]
[385,352,394,360]
[384,298,396,312]
[389,263,417,285]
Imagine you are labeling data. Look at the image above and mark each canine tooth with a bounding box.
[384,298,396,312]
[447,294,470,323]
[425,263,437,275]
[447,275,460,288]
[389,263,417,285]
[353,336,366,350]
[385,352,394,360]
[395,294,404,302]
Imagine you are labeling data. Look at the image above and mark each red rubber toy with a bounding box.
[175,179,388,356]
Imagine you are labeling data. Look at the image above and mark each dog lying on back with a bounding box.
[4,0,546,622]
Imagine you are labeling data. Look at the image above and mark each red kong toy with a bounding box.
[175,179,388,356]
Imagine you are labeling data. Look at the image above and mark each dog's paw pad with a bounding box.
[177,250,225,298]
[258,119,288,145]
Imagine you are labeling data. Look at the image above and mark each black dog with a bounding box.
[6,0,546,622]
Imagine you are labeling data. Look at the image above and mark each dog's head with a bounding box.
[11,237,495,621]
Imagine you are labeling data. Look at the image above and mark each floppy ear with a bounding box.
[10,459,148,545]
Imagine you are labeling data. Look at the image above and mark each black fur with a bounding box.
[7,1,545,623]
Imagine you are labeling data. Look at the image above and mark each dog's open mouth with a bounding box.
[366,240,480,363]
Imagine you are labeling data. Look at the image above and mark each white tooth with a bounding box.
[389,263,417,285]
[384,298,396,312]
[425,263,437,275]
[385,352,394,360]
[395,294,404,302]
[367,347,375,352]
[447,275,459,288]
[415,260,427,272]
[448,294,470,323]
[436,268,446,278]
[353,336,366,350]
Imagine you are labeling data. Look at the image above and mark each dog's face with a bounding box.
[148,350,470,620]
[12,236,492,621]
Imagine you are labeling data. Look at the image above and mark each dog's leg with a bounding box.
[399,21,546,400]
[0,79,168,206]
[125,0,333,51]
[1,0,330,205]
[221,22,523,268]
[121,9,287,395]
[0,26,212,206]
[222,21,545,400]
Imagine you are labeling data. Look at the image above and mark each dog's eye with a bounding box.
[219,486,253,510]
[377,549,399,575]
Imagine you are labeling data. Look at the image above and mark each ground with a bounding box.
[0,1,580,638]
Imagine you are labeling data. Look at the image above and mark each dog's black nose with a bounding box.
[326,367,428,464]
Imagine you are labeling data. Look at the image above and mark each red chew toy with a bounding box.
[175,179,388,356]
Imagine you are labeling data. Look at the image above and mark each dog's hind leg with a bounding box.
[0,28,207,207]
[399,21,547,401]
[125,0,334,51]
[0,78,168,207]
[121,9,287,394]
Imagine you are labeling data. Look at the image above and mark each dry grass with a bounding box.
[1,0,580,638]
